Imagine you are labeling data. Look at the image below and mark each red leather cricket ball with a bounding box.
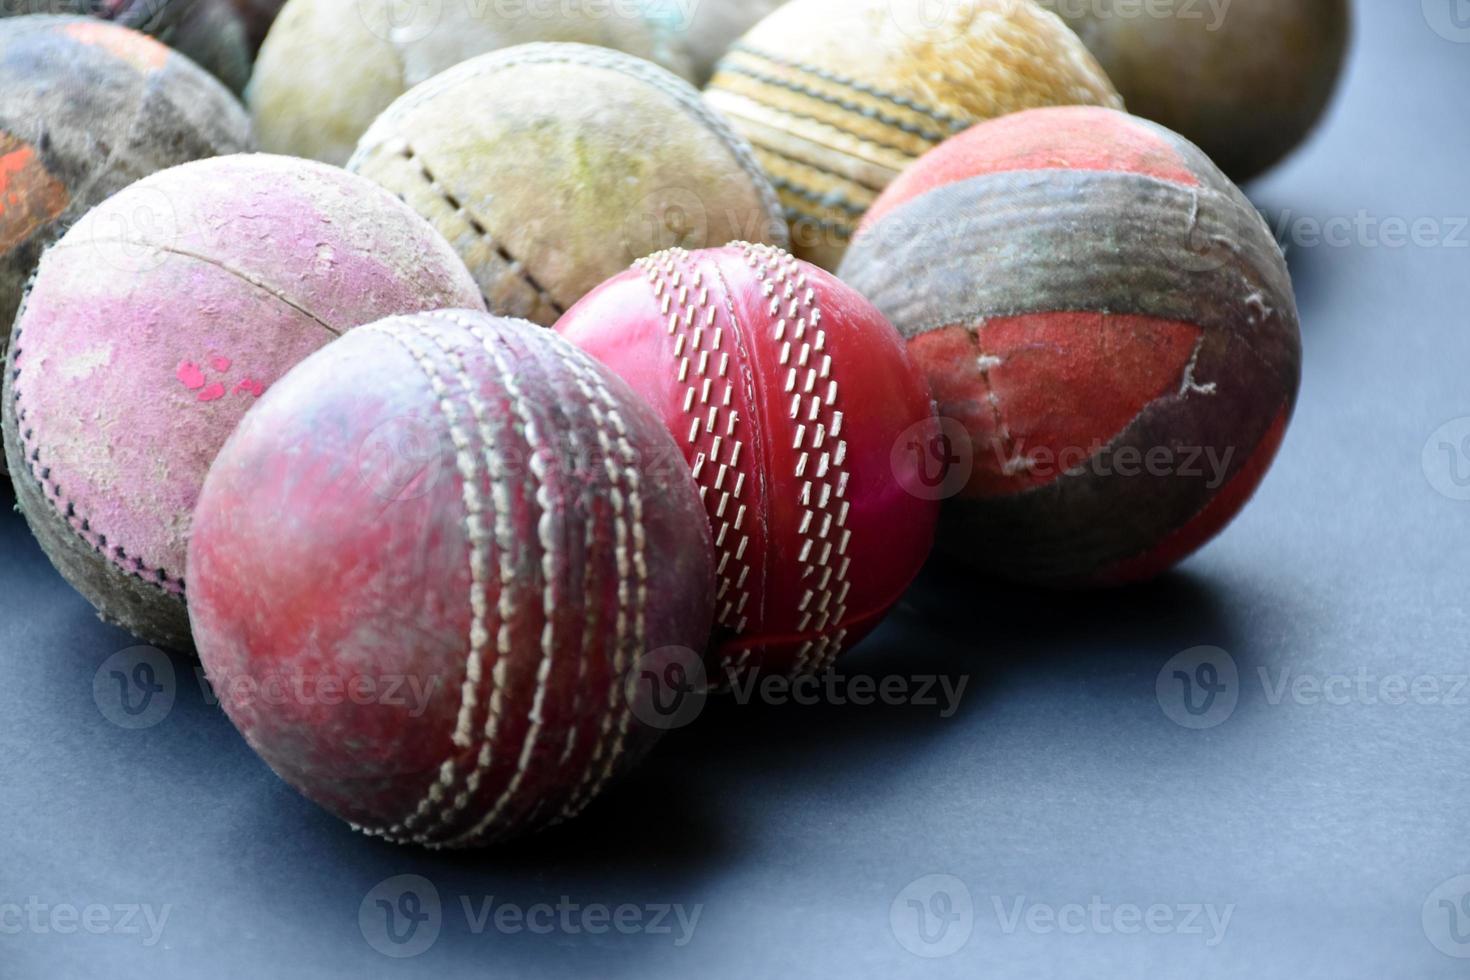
[839,106,1302,587]
[556,243,939,681]
[188,310,715,846]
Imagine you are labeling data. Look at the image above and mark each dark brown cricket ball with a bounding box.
[1038,0,1350,181]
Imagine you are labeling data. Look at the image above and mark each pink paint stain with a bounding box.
[232,378,265,398]
[211,356,232,373]
[177,361,206,390]
[197,383,227,402]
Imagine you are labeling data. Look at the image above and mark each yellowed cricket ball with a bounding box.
[705,0,1122,269]
[349,43,787,327]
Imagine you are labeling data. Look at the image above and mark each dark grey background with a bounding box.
[3,1,1468,976]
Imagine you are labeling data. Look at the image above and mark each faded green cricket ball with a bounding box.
[349,43,787,327]
[1038,0,1350,181]
[250,0,702,166]
[0,16,252,349]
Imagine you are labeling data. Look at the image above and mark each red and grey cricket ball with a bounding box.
[2,154,484,651]
[839,106,1302,587]
[0,2,253,93]
[0,15,252,342]
[188,310,716,846]
[556,243,939,680]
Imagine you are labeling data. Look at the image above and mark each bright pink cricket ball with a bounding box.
[556,243,939,681]
[188,311,716,846]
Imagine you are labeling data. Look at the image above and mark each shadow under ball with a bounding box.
[0,16,251,350]
[3,155,485,651]
[189,311,715,846]
[0,0,253,93]
[349,43,787,328]
[250,0,703,166]
[1040,0,1351,181]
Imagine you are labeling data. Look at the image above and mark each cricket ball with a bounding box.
[189,310,716,846]
[0,16,252,346]
[1039,0,1350,181]
[839,106,1301,586]
[349,43,787,328]
[556,243,938,680]
[250,0,700,166]
[705,0,1122,270]
[3,154,484,650]
[1,1,253,93]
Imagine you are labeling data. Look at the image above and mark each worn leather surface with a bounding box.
[3,2,1468,976]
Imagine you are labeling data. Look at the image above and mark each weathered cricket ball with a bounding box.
[350,43,787,327]
[250,0,701,166]
[705,0,1122,270]
[0,16,252,346]
[0,1,253,93]
[3,154,484,650]
[1038,0,1350,181]
[189,310,716,846]
[839,106,1301,586]
[557,243,938,680]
